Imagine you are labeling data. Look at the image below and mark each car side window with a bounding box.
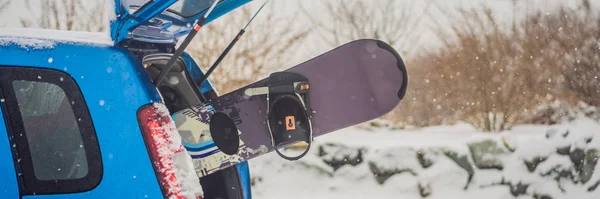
[0,67,102,195]
[12,80,89,180]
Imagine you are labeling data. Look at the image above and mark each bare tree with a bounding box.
[399,6,554,132]
[20,0,106,32]
[300,0,430,57]
[189,5,309,93]
[0,0,8,12]
[393,0,600,131]
[549,1,600,107]
[0,0,9,26]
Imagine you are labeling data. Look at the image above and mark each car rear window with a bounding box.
[0,67,102,195]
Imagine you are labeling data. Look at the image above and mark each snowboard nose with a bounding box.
[375,40,408,101]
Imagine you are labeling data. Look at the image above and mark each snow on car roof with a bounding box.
[0,27,113,49]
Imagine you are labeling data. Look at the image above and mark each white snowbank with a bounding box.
[249,118,600,199]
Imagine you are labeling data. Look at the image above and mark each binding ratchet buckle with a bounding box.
[245,72,314,161]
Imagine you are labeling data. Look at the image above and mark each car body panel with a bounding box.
[0,29,166,198]
[0,110,20,198]
[2,0,257,196]
[236,162,252,199]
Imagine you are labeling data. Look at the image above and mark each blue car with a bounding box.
[0,0,253,198]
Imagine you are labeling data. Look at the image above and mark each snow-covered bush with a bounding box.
[523,101,600,125]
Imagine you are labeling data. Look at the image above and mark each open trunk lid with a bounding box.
[110,0,251,44]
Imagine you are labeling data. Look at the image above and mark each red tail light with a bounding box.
[137,103,203,199]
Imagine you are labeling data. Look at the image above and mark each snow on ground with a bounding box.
[249,118,600,199]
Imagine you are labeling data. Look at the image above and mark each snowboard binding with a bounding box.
[245,72,314,161]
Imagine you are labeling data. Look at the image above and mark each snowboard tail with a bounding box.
[173,39,408,178]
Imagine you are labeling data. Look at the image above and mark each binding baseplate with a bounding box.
[245,72,314,161]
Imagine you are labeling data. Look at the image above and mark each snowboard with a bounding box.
[173,39,408,178]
